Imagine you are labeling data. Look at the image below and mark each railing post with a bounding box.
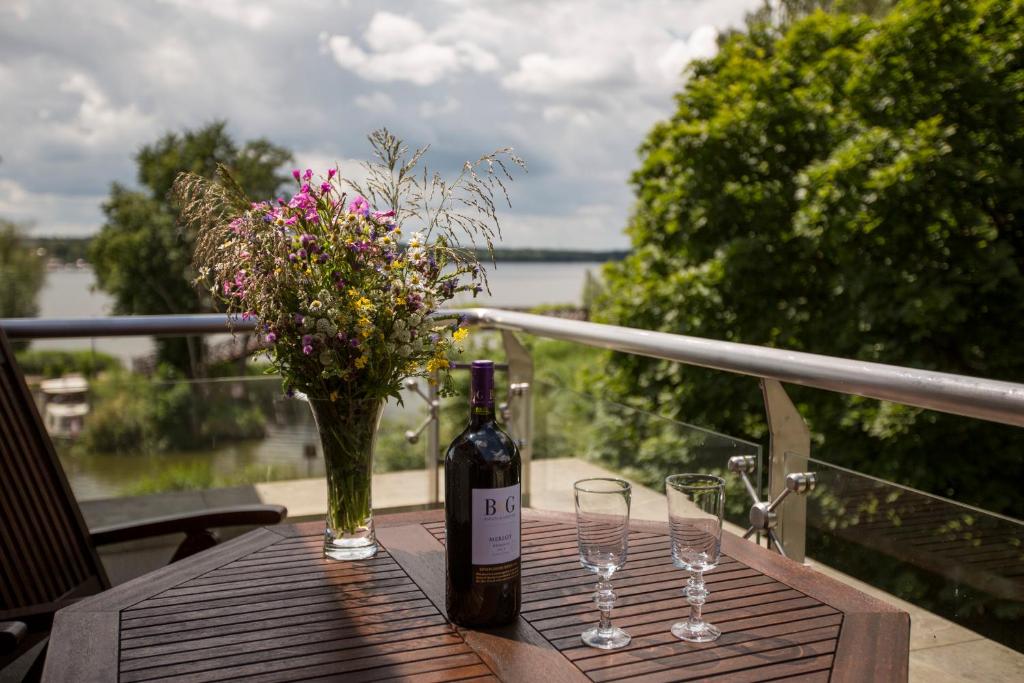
[761,379,811,563]
[428,370,440,505]
[501,331,533,505]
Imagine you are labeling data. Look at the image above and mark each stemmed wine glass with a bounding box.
[574,478,632,650]
[666,474,725,643]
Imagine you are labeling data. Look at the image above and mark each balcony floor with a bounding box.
[82,457,1024,683]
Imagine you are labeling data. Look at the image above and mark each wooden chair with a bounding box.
[0,328,287,680]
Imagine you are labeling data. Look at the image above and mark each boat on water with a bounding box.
[39,375,89,438]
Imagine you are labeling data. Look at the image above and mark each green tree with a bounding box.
[595,0,1024,516]
[90,121,292,376]
[0,220,47,349]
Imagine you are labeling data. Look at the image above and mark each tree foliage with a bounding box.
[595,0,1024,516]
[0,220,47,348]
[89,121,292,375]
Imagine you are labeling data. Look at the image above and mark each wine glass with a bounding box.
[666,474,725,643]
[574,478,632,650]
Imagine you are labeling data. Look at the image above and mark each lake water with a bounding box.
[35,262,605,362]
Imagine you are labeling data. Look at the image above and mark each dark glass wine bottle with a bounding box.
[445,360,521,627]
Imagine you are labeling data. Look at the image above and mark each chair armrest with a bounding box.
[90,504,287,546]
[0,621,26,654]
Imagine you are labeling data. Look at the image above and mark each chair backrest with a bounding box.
[0,329,108,620]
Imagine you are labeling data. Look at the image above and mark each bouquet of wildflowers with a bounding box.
[174,130,522,401]
[172,130,522,551]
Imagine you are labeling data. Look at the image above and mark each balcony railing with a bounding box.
[4,309,1024,654]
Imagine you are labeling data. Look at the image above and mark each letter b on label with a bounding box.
[486,499,496,515]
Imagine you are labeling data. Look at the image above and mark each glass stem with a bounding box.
[595,578,615,633]
[687,570,707,625]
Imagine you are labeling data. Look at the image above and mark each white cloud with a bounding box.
[503,53,625,95]
[365,12,427,51]
[55,73,155,149]
[324,10,498,86]
[355,91,397,112]
[156,0,274,30]
[656,25,719,82]
[498,202,625,249]
[419,96,460,118]
[327,37,462,86]
[1,1,30,21]
[542,104,597,128]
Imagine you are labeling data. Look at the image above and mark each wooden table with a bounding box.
[45,510,909,682]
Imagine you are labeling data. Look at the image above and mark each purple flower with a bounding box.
[288,253,297,263]
[349,338,360,348]
[320,182,331,193]
[300,234,314,247]
[348,195,370,216]
[294,313,304,325]
[303,344,314,355]
[302,334,313,346]
[327,168,337,180]
[318,254,328,264]
[297,248,307,260]
[292,169,301,181]
[266,332,278,343]
[303,169,313,181]
[336,331,347,341]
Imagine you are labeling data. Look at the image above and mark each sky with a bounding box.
[0,0,761,249]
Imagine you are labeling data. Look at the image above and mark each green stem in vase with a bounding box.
[310,397,383,536]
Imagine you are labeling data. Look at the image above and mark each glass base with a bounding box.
[671,619,721,643]
[321,540,378,561]
[581,626,631,650]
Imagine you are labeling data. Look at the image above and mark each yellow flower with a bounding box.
[426,357,450,373]
[329,390,339,402]
[354,355,368,369]
[453,328,469,343]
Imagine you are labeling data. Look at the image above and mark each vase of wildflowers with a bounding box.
[174,129,522,560]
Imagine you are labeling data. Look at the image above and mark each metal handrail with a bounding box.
[457,308,1024,429]
[3,308,1023,428]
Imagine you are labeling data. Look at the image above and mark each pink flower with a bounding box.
[348,195,370,216]
[372,209,395,221]
[303,169,313,181]
[292,169,301,181]
[327,169,337,180]
[320,182,331,193]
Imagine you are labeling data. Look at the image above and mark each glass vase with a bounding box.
[307,396,384,560]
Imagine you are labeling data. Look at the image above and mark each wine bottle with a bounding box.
[445,360,522,627]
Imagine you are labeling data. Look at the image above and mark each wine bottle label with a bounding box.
[471,483,520,569]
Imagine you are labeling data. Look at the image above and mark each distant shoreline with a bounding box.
[29,236,630,265]
[474,248,628,263]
